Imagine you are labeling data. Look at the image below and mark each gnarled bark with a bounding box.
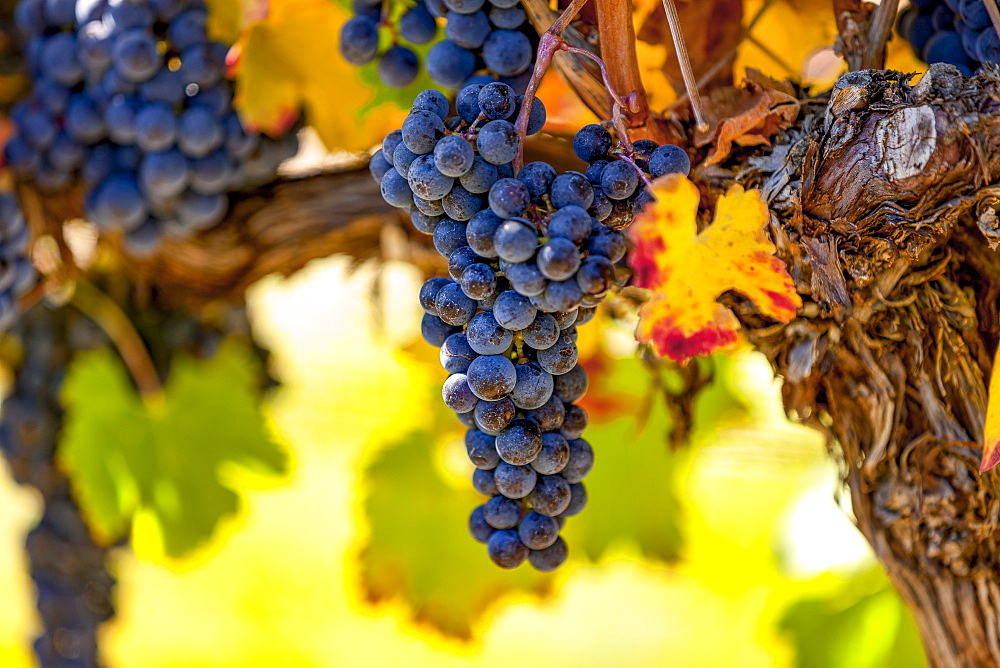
[737,65,1000,666]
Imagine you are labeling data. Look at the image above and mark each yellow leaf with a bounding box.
[981,349,1000,471]
[627,174,800,363]
[227,0,406,151]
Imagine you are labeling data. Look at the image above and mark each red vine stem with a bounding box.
[985,0,1000,39]
[513,0,591,172]
[593,0,650,128]
[659,0,708,131]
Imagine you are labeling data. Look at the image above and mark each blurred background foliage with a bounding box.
[0,255,925,666]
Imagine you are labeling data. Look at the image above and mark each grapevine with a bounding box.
[0,0,997,663]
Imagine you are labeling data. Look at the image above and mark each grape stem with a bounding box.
[558,45,652,187]
[513,0,591,172]
[984,0,1000,40]
[659,0,708,132]
[70,278,163,400]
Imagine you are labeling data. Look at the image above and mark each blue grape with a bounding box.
[411,89,450,120]
[493,218,537,262]
[88,172,147,231]
[443,373,479,412]
[465,429,501,469]
[518,511,559,549]
[176,191,226,230]
[393,143,420,177]
[422,312,459,346]
[476,119,518,164]
[496,416,542,464]
[526,394,564,432]
[484,496,521,529]
[378,46,419,88]
[466,354,517,400]
[469,506,495,542]
[400,4,438,44]
[503,260,547,296]
[493,289,536,330]
[553,364,587,403]
[474,396,515,432]
[112,29,160,82]
[649,143,691,177]
[600,160,639,200]
[442,184,482,220]
[435,281,477,325]
[446,9,492,49]
[528,535,567,571]
[494,461,536,498]
[466,311,513,355]
[432,217,468,256]
[138,149,188,198]
[472,469,498,496]
[488,177,529,218]
[573,124,612,162]
[434,135,475,177]
[380,168,414,208]
[460,156,499,194]
[531,433,569,475]
[426,40,476,89]
[561,482,587,517]
[537,238,581,281]
[536,333,578,375]
[517,161,556,200]
[562,438,593,483]
[521,313,558,350]
[482,29,531,76]
[550,172,594,209]
[178,106,223,157]
[510,363,553,410]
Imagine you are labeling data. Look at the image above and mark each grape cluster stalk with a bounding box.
[6,0,298,255]
[340,0,538,91]
[373,82,691,570]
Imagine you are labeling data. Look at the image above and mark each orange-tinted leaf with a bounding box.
[696,70,800,165]
[628,174,800,364]
[981,347,1000,471]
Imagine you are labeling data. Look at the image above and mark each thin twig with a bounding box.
[660,0,708,131]
[70,278,163,399]
[665,0,777,114]
[513,0,591,172]
[985,0,1000,40]
[561,44,631,110]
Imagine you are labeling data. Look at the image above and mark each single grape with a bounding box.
[494,461,537,498]
[488,529,528,569]
[649,144,691,178]
[378,46,419,88]
[509,363,553,410]
[465,429,501,469]
[528,474,571,516]
[531,433,570,475]
[562,437,593,483]
[472,469,498,497]
[442,372,479,413]
[476,119,519,165]
[484,495,521,529]
[518,512,559,549]
[440,332,478,373]
[493,218,537,263]
[466,354,517,400]
[466,311,513,355]
[474,396,516,432]
[573,124,612,162]
[528,535,567,571]
[469,506,495,543]
[493,289,536,330]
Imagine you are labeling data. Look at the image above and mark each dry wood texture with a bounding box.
[736,64,1000,666]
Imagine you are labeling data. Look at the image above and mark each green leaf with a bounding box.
[358,428,551,639]
[778,567,925,668]
[60,339,289,561]
[562,355,686,563]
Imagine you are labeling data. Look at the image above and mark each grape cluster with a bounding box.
[0,306,115,668]
[0,193,37,331]
[897,0,1000,73]
[340,0,537,92]
[373,83,691,569]
[6,0,298,255]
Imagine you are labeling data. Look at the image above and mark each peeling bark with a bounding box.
[737,64,1000,666]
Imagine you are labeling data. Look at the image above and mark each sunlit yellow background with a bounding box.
[0,255,922,667]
